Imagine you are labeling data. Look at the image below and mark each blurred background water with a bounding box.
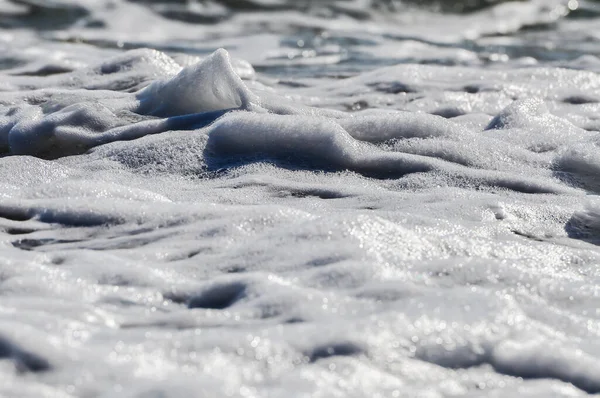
[2,0,600,80]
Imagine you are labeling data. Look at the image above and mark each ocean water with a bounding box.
[1,0,600,397]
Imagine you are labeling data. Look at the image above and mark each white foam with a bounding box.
[491,339,600,394]
[137,49,259,117]
[1,3,600,397]
[2,49,260,157]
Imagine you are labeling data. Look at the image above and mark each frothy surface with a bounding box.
[1,1,600,397]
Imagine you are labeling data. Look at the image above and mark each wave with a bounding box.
[0,0,571,30]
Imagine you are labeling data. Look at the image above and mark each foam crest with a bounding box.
[554,142,600,193]
[4,48,180,92]
[485,98,592,153]
[491,339,600,394]
[205,112,363,171]
[136,49,259,117]
[8,102,126,157]
[1,49,261,158]
[338,112,458,142]
[568,201,600,244]
[206,112,573,194]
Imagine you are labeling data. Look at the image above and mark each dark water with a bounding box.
[0,0,591,28]
[3,0,599,81]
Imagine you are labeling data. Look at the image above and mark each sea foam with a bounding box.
[1,2,600,396]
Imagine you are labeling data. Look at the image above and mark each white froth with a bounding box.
[137,49,259,116]
[1,2,600,397]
